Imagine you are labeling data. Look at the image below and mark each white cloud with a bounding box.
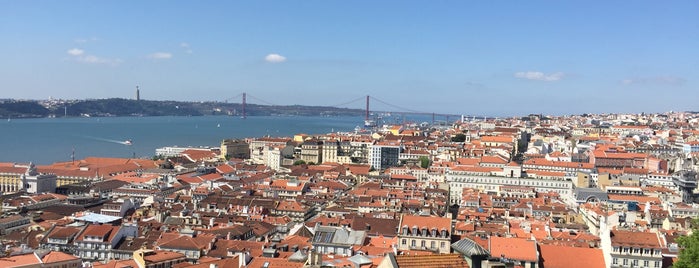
[67,48,84,56]
[514,71,564,82]
[77,55,122,65]
[621,76,686,86]
[66,47,121,65]
[265,53,286,63]
[74,37,98,43]
[148,52,173,60]
[180,43,193,54]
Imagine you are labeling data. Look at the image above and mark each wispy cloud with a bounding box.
[78,55,122,65]
[74,37,99,43]
[180,42,193,54]
[67,48,84,56]
[514,71,564,82]
[148,52,173,60]
[66,48,121,65]
[621,76,686,86]
[265,53,286,63]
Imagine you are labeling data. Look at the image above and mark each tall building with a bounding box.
[300,140,323,164]
[369,143,400,170]
[136,86,140,101]
[220,139,250,160]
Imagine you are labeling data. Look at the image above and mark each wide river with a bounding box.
[0,115,367,164]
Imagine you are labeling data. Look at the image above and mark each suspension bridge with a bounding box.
[223,93,470,125]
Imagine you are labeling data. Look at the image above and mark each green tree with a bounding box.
[451,133,466,142]
[293,160,306,165]
[675,218,699,268]
[418,156,430,169]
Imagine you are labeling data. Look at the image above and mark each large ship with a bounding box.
[364,119,376,128]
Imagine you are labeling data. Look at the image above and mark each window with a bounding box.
[654,261,660,267]
[431,241,436,248]
[632,260,638,266]
[644,260,649,267]
[633,248,639,254]
[623,259,628,265]
[402,239,406,245]
[612,258,618,264]
[441,242,446,248]
[411,240,416,247]
[421,240,426,248]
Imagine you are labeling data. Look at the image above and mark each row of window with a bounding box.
[613,247,661,256]
[401,227,449,238]
[612,258,660,267]
[401,238,447,249]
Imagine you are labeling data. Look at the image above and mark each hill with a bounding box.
[0,99,364,118]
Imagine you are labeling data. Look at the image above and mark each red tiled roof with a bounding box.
[539,244,605,267]
[610,230,662,249]
[393,253,469,268]
[41,251,80,263]
[488,236,538,262]
[400,214,450,231]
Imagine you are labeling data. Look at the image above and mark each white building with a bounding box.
[369,144,400,170]
[22,163,57,194]
[447,170,572,205]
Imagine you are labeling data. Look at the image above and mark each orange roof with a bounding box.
[246,257,303,268]
[41,251,80,263]
[110,172,159,183]
[480,136,514,143]
[77,225,120,242]
[523,158,594,169]
[450,166,502,173]
[539,244,606,268]
[481,155,508,164]
[526,170,566,177]
[0,253,41,266]
[592,150,647,159]
[391,174,418,180]
[607,194,661,204]
[348,165,370,175]
[489,236,538,262]
[181,149,218,161]
[393,253,469,268]
[400,214,450,231]
[456,158,480,166]
[610,230,662,248]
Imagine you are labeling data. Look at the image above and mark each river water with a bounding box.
[0,115,364,164]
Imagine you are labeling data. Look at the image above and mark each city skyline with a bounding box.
[1,1,697,116]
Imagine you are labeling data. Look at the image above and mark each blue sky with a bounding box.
[1,1,697,116]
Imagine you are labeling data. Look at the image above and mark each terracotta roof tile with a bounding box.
[393,253,469,268]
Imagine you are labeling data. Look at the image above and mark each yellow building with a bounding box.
[0,165,25,193]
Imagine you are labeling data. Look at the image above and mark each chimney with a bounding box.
[209,264,218,268]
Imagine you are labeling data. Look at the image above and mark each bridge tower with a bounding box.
[365,95,370,121]
[242,93,247,119]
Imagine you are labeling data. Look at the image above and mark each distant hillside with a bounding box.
[0,101,50,118]
[0,98,364,118]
